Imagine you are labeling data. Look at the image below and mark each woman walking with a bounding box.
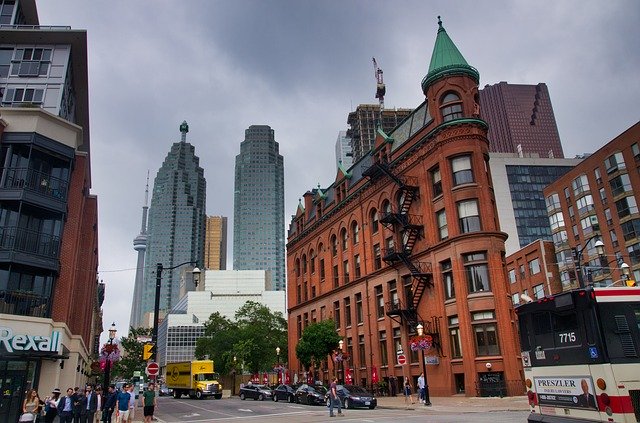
[403,377,415,407]
[44,388,61,423]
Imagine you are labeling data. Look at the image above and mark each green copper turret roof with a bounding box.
[422,16,479,92]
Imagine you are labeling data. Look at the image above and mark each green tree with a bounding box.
[111,327,152,380]
[194,312,236,374]
[295,320,340,370]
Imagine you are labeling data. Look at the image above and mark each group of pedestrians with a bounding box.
[22,382,156,423]
[403,373,427,407]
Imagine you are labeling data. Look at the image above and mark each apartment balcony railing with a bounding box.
[1,167,68,202]
[0,289,51,318]
[0,226,60,259]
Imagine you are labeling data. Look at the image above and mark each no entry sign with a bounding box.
[146,362,159,376]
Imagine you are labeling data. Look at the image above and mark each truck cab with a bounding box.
[166,360,223,399]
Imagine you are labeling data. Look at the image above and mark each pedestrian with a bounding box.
[94,387,102,423]
[328,376,343,418]
[101,385,117,423]
[44,388,61,423]
[140,382,157,423]
[80,385,98,423]
[58,388,75,423]
[417,372,425,403]
[72,387,83,423]
[126,383,136,423]
[403,377,415,407]
[115,384,131,423]
[20,388,41,422]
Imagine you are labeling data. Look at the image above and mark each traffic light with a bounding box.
[143,343,155,361]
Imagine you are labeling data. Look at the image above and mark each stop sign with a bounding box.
[146,362,159,376]
[397,354,407,365]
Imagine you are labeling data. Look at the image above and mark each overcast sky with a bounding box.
[35,1,639,341]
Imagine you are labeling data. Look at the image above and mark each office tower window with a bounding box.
[545,193,561,212]
[440,92,463,122]
[437,209,448,240]
[442,259,454,299]
[370,208,379,233]
[610,173,632,197]
[431,166,443,197]
[344,297,352,327]
[616,196,639,219]
[576,194,595,214]
[457,199,480,233]
[375,285,384,318]
[549,212,565,231]
[451,155,473,185]
[604,152,626,174]
[464,252,490,293]
[449,316,462,358]
[355,293,363,324]
[621,219,640,241]
[379,331,388,366]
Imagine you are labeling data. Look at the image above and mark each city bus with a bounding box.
[517,286,640,422]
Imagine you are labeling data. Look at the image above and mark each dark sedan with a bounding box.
[239,384,273,401]
[295,383,328,405]
[272,384,297,403]
[326,384,377,409]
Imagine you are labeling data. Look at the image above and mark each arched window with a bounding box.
[302,254,307,274]
[341,228,348,251]
[382,200,392,216]
[351,221,359,244]
[310,249,316,274]
[295,258,300,277]
[331,235,338,256]
[440,92,463,122]
[370,208,379,233]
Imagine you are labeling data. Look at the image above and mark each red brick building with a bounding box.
[543,122,640,290]
[287,18,523,397]
[506,240,562,306]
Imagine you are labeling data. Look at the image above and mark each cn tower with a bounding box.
[129,172,150,329]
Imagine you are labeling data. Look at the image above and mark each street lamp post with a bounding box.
[338,339,344,383]
[276,347,281,384]
[152,262,200,366]
[416,324,432,406]
[103,322,117,392]
[573,237,605,288]
[232,356,237,396]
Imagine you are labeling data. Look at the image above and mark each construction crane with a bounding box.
[372,57,386,110]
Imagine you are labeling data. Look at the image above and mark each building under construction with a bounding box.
[347,105,413,162]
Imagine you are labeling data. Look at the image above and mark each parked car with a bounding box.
[325,384,377,409]
[239,384,273,401]
[272,384,297,403]
[295,383,328,405]
[158,385,172,396]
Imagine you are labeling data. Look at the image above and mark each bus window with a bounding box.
[552,312,580,347]
[532,312,554,349]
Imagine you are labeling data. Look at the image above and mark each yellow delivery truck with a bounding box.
[165,360,223,399]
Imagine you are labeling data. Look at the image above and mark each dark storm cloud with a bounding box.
[34,0,639,338]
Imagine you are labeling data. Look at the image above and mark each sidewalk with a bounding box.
[376,394,530,413]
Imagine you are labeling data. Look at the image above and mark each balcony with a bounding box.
[0,289,51,318]
[0,167,68,210]
[0,226,60,270]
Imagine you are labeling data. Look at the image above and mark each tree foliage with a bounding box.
[111,327,152,380]
[295,320,340,369]
[195,301,288,375]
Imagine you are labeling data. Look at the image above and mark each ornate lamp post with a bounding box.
[103,322,117,392]
[415,324,432,406]
[276,347,281,384]
[152,263,200,364]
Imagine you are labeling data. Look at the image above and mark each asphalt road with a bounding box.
[153,396,528,423]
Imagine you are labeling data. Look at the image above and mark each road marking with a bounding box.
[238,408,253,412]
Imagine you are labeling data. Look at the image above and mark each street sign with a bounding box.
[146,362,159,376]
[397,354,407,365]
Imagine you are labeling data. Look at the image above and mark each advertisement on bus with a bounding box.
[534,375,598,409]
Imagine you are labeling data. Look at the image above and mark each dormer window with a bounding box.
[440,92,463,122]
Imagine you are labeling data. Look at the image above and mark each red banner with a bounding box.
[371,366,378,384]
[345,367,352,384]
[285,371,290,385]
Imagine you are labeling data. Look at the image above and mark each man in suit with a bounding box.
[73,387,83,423]
[101,385,117,423]
[81,385,98,423]
[58,388,76,423]
[577,379,597,409]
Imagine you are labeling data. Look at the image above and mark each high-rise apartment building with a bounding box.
[543,121,640,291]
[129,176,150,329]
[479,82,564,158]
[489,152,583,254]
[0,0,99,419]
[233,125,285,291]
[347,105,412,161]
[204,215,227,270]
[287,18,523,397]
[137,121,206,327]
[334,130,353,171]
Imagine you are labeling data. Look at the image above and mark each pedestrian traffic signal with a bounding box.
[143,343,154,361]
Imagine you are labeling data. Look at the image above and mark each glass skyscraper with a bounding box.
[233,125,285,291]
[136,121,206,326]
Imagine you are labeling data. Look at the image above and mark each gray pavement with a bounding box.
[375,394,530,413]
